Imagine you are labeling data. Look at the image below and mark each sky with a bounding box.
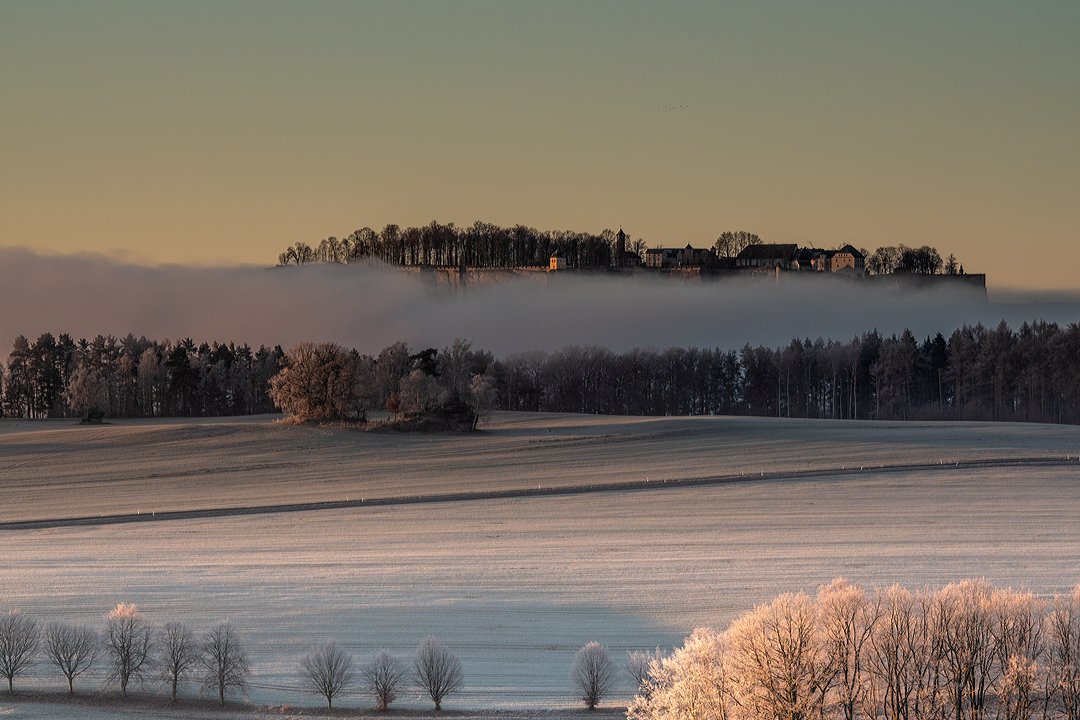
[1,1,1078,291]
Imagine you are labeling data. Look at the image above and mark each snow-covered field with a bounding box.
[2,412,1079,711]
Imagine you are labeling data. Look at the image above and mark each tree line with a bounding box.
[0,602,622,711]
[4,319,1078,426]
[0,333,282,420]
[497,320,1080,424]
[277,221,636,270]
[274,220,965,276]
[629,580,1080,720]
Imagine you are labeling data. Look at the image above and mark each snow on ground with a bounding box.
[2,412,1079,523]
[1,413,1079,711]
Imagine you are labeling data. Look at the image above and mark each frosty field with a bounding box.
[2,412,1080,711]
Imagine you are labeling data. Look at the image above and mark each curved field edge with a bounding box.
[3,411,1080,523]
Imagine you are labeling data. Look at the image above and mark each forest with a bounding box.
[2,319,1079,426]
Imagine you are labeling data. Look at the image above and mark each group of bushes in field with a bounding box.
[628,580,1080,720]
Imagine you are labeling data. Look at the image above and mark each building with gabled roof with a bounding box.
[735,243,799,270]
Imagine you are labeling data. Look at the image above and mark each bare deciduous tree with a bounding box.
[269,342,375,422]
[0,611,39,694]
[106,602,153,699]
[158,622,198,702]
[44,622,97,694]
[817,578,876,720]
[362,650,407,710]
[398,370,443,416]
[726,592,828,720]
[712,231,762,259]
[1047,587,1080,720]
[627,628,727,720]
[200,623,250,706]
[626,648,663,695]
[300,640,354,710]
[63,365,108,422]
[413,636,463,711]
[571,641,615,710]
[467,373,496,429]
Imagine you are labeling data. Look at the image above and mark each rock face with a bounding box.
[404,266,552,294]
[397,265,987,300]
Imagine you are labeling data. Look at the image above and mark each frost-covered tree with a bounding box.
[626,648,663,695]
[571,641,615,710]
[1047,587,1080,720]
[817,578,876,720]
[157,622,198,702]
[726,592,828,720]
[992,588,1044,720]
[0,611,39,694]
[63,365,109,421]
[44,622,97,694]
[413,636,463,710]
[361,649,407,710]
[628,629,727,720]
[398,370,443,416]
[467,373,496,428]
[106,603,153,699]
[269,342,374,422]
[300,640,354,710]
[199,623,249,706]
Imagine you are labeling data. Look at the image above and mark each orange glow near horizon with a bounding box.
[1,2,1077,291]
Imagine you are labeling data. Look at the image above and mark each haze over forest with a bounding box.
[2,247,1076,360]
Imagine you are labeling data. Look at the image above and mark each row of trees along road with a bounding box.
[630,580,1080,720]
[4,319,1080,425]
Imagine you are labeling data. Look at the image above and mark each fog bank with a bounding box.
[2,249,1077,356]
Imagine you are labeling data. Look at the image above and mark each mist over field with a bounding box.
[2,247,1076,356]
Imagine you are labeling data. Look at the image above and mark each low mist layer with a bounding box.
[1,248,1075,355]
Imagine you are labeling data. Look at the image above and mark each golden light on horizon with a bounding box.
[1,2,1077,291]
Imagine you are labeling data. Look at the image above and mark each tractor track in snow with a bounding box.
[3,455,1078,532]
